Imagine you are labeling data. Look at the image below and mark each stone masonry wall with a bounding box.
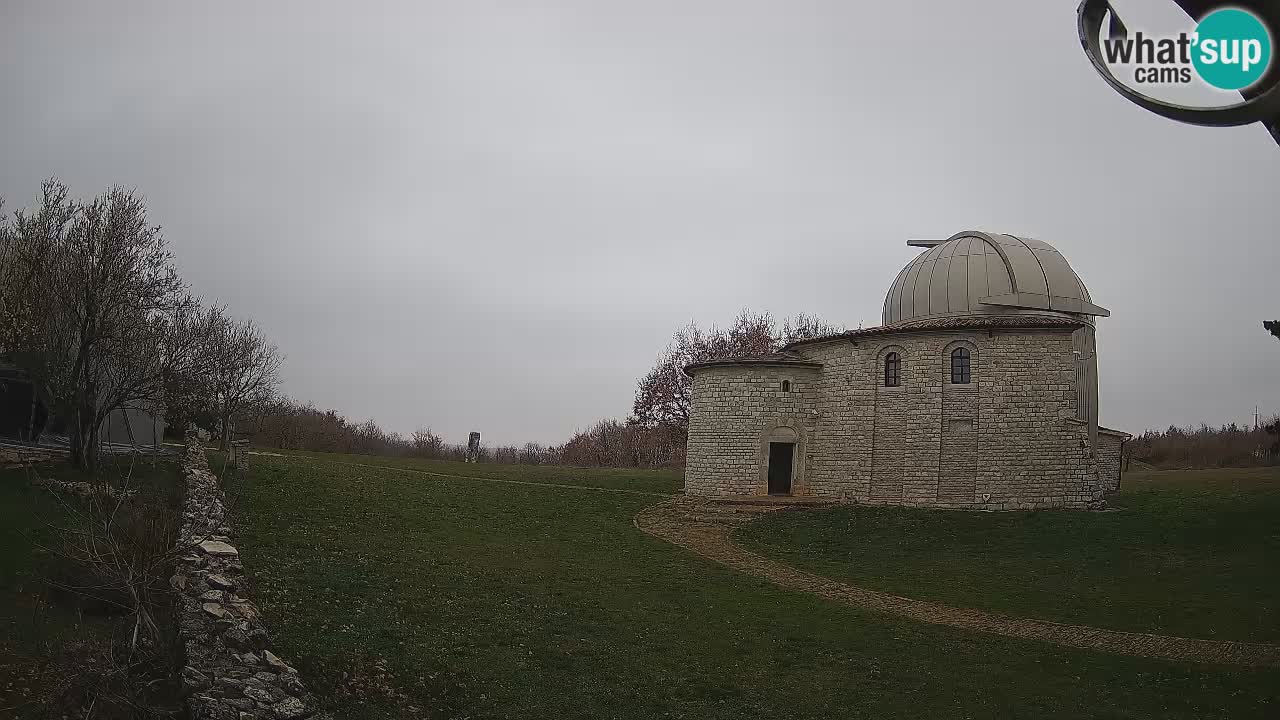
[686,328,1111,509]
[1096,429,1126,493]
[174,438,326,720]
[685,365,821,496]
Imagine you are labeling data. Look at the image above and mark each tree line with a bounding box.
[0,180,282,471]
[8,178,1269,473]
[2,181,836,471]
[238,309,842,467]
[1128,418,1279,469]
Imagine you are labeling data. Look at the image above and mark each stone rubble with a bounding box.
[174,437,329,720]
[0,445,60,468]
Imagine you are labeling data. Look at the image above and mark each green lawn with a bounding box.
[736,466,1280,644]
[263,449,684,494]
[0,456,183,717]
[221,454,1278,720]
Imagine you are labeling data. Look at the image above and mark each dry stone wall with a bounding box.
[686,328,1124,510]
[173,438,327,720]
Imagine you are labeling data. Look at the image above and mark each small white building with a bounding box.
[100,405,167,449]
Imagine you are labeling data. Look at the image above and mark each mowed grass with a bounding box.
[222,454,1278,719]
[254,449,683,495]
[737,467,1280,643]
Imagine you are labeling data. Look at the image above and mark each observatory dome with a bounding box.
[882,231,1108,327]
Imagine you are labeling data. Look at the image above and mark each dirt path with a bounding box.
[635,497,1280,668]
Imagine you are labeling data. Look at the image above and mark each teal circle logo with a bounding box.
[1192,8,1272,90]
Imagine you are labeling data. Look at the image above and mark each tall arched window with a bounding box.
[884,352,900,387]
[951,347,971,384]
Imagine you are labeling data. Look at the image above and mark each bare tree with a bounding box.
[412,427,445,458]
[205,309,283,451]
[781,312,844,344]
[631,309,842,432]
[0,181,213,471]
[519,442,546,465]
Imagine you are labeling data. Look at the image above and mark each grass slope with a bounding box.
[223,455,1277,720]
[736,467,1280,643]
[0,458,182,717]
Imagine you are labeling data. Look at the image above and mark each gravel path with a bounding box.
[635,496,1280,668]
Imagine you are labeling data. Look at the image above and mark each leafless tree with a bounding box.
[412,427,445,458]
[205,309,283,451]
[519,442,546,465]
[0,181,215,471]
[631,309,842,433]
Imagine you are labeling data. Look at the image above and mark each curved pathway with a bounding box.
[635,497,1280,668]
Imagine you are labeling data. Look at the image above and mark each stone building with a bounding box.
[684,230,1129,510]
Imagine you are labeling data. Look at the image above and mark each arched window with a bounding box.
[884,352,900,387]
[780,380,791,392]
[951,347,971,384]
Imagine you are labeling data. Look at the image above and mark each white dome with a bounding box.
[882,231,1108,327]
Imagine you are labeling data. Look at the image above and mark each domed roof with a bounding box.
[882,231,1108,327]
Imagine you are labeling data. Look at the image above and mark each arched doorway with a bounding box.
[765,426,799,495]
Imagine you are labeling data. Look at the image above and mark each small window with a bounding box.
[884,352,900,387]
[951,347,971,384]
[780,380,791,392]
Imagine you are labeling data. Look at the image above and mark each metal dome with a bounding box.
[882,231,1109,327]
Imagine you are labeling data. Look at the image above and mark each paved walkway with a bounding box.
[635,497,1280,668]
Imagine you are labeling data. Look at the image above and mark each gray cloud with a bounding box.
[2,0,1277,444]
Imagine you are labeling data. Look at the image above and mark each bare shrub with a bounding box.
[1129,418,1280,469]
[26,460,185,717]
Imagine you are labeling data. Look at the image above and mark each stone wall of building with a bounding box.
[685,327,1116,509]
[174,438,326,720]
[1096,429,1127,493]
[685,365,821,496]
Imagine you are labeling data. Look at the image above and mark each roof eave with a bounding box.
[683,359,824,377]
[782,316,1087,352]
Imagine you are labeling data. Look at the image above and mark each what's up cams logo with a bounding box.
[1101,7,1271,89]
[1078,1,1280,145]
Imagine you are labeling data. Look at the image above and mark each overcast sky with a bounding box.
[2,0,1277,445]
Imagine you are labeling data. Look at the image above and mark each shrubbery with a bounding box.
[1128,418,1280,469]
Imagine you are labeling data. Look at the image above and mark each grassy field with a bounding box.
[255,448,684,494]
[221,453,1279,720]
[0,457,183,718]
[736,466,1280,643]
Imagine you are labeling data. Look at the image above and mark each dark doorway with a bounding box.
[0,380,35,440]
[767,442,794,495]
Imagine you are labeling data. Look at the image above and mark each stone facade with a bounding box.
[684,364,822,496]
[685,324,1127,510]
[1095,427,1128,493]
[684,231,1128,510]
